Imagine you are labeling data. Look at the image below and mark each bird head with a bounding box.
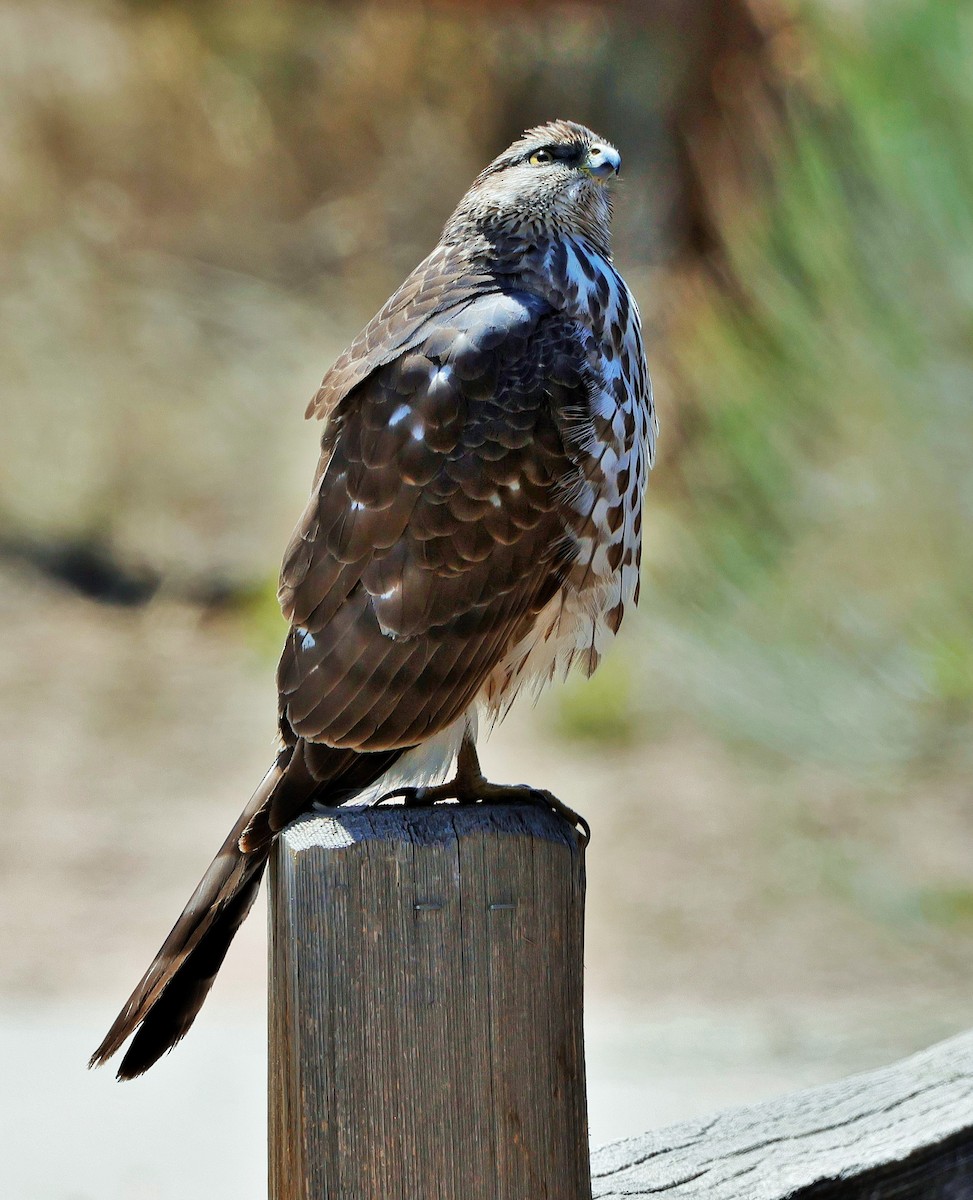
[442,120,621,256]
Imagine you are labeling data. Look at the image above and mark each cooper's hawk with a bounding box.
[91,120,656,1079]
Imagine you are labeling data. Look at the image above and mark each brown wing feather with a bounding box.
[278,290,591,752]
[305,244,495,423]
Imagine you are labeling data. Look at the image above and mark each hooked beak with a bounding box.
[582,144,621,182]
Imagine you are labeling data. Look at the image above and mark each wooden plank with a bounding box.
[591,1028,973,1198]
[269,802,590,1200]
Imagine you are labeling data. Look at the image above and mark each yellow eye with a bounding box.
[529,149,553,166]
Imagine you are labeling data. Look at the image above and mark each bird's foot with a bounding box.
[472,780,590,847]
[375,776,589,846]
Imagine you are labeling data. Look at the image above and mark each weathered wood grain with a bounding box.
[269,802,589,1200]
[591,1028,973,1198]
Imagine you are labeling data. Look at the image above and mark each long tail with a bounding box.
[90,740,402,1080]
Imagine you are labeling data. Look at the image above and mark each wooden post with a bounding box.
[269,803,590,1200]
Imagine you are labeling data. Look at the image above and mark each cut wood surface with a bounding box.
[591,1028,973,1199]
[269,802,589,1200]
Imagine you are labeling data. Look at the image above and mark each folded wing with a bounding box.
[277,289,592,752]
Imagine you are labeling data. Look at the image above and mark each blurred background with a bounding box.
[2,0,972,1195]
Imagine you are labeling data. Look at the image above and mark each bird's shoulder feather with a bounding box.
[306,243,497,423]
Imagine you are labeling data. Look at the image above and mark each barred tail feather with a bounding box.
[109,859,266,1079]
[90,740,406,1079]
[88,755,287,1079]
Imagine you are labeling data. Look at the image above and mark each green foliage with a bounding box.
[624,0,973,775]
[918,886,973,929]
[550,652,639,747]
[237,572,289,663]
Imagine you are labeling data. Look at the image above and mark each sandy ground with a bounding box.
[2,561,972,1195]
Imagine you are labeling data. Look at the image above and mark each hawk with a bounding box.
[91,119,656,1079]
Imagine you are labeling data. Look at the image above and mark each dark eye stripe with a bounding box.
[527,143,586,165]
